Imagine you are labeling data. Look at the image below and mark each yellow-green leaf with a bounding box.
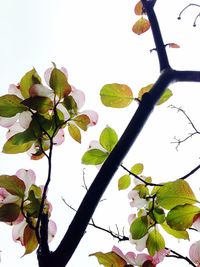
[100,83,133,108]
[156,179,197,210]
[138,84,172,105]
[156,88,173,105]
[161,221,189,240]
[68,123,81,143]
[49,67,71,99]
[3,139,33,154]
[90,251,126,267]
[82,149,108,165]
[100,126,118,152]
[132,17,150,35]
[130,216,148,239]
[166,204,200,231]
[146,228,165,256]
[0,94,27,117]
[20,68,41,99]
[118,174,131,190]
[130,163,144,175]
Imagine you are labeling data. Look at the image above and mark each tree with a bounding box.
[0,0,200,266]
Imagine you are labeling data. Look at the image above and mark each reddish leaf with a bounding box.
[0,175,25,197]
[132,17,150,35]
[23,225,38,255]
[0,203,20,222]
[74,114,90,131]
[134,1,143,15]
[90,251,127,267]
[168,43,180,48]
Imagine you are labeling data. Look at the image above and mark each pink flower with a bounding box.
[0,65,98,158]
[189,240,200,266]
[0,169,57,249]
[128,189,148,208]
[193,215,200,232]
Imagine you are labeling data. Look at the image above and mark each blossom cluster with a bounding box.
[0,65,98,159]
[0,169,56,255]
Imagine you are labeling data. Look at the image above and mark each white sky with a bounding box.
[0,1,200,266]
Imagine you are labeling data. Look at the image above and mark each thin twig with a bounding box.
[170,105,200,150]
[166,247,196,267]
[120,164,163,186]
[178,3,200,26]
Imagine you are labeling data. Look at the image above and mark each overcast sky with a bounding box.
[0,1,200,266]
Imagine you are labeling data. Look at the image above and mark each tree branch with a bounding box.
[48,2,200,266]
[141,0,170,70]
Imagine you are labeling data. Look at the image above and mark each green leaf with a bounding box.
[118,174,131,190]
[3,139,33,154]
[0,203,20,222]
[25,185,42,217]
[23,225,38,255]
[130,216,148,239]
[146,228,165,256]
[62,96,77,115]
[138,84,172,105]
[100,126,118,152]
[74,114,90,131]
[90,251,126,267]
[0,94,27,117]
[82,149,108,165]
[151,207,165,224]
[100,83,133,108]
[3,125,37,154]
[0,175,25,197]
[156,179,197,209]
[49,67,71,99]
[166,204,200,231]
[157,88,173,105]
[68,123,81,143]
[21,96,53,114]
[20,68,41,99]
[161,221,189,240]
[130,163,144,175]
[138,84,153,100]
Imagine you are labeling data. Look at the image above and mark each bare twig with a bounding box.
[178,3,200,27]
[166,247,196,267]
[170,105,200,150]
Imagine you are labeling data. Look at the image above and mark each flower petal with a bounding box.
[53,129,65,145]
[189,240,200,265]
[29,84,53,98]
[0,188,19,204]
[8,84,23,99]
[12,219,27,245]
[15,169,36,191]
[70,86,85,109]
[0,114,19,128]
[6,122,24,139]
[19,111,32,129]
[48,220,57,242]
